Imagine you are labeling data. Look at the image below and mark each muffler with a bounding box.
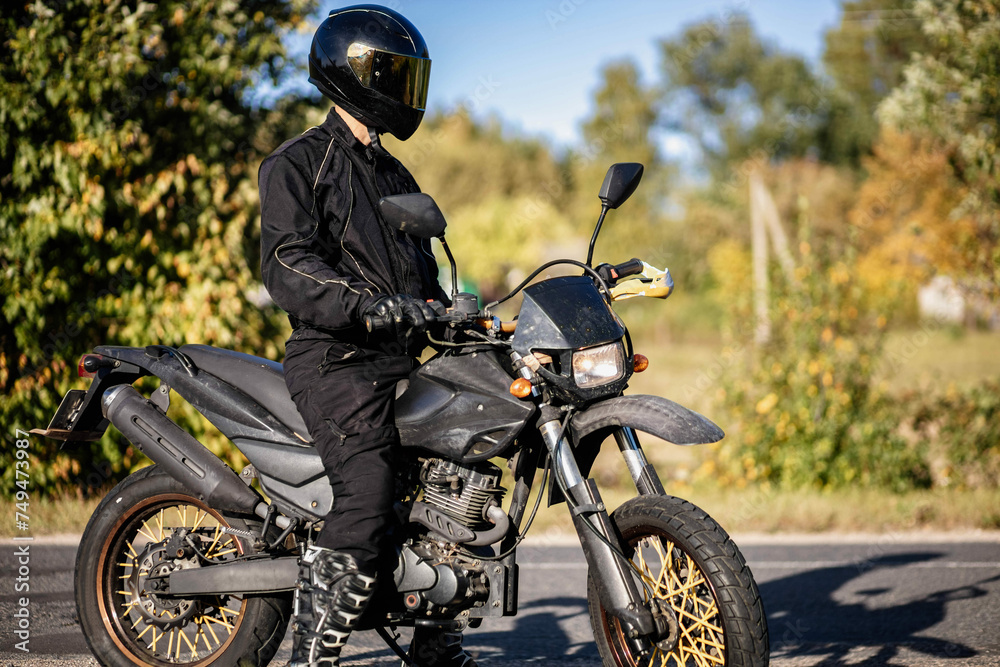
[102,385,262,514]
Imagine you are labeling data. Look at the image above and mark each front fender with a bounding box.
[570,394,725,448]
[548,395,724,506]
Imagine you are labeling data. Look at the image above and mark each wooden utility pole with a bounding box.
[752,173,796,284]
[750,172,771,345]
[749,170,797,345]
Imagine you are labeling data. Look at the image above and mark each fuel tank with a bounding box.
[395,349,535,462]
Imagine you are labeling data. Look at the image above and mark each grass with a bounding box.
[5,323,997,540]
[522,319,1000,537]
[2,492,103,538]
[623,321,1000,414]
[518,481,1000,539]
[513,425,1000,538]
[877,327,1000,392]
[9,470,998,540]
[686,484,1000,533]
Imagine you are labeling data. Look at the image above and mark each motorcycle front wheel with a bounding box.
[588,495,769,666]
[75,465,292,667]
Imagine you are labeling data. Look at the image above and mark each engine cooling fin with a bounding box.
[420,459,505,531]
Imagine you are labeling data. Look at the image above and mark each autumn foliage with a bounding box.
[1,0,309,495]
[2,0,997,499]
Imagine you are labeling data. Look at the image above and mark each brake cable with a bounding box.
[545,410,658,600]
[458,456,550,563]
[426,332,501,349]
[486,259,612,311]
[458,404,654,601]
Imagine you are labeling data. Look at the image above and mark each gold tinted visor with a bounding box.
[347,43,431,110]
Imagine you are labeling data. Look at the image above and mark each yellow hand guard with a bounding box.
[609,262,674,301]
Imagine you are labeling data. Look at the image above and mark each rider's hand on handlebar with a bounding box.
[363,294,438,334]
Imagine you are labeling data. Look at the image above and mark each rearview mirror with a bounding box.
[598,163,644,210]
[378,193,447,239]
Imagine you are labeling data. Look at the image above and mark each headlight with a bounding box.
[572,342,625,388]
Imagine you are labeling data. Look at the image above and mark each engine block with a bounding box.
[421,459,505,531]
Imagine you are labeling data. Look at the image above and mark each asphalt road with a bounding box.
[2,533,998,666]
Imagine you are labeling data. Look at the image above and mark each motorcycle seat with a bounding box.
[178,344,313,443]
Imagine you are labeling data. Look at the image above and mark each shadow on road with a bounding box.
[761,551,996,665]
[10,542,997,664]
[349,595,600,663]
[343,551,999,665]
[471,595,601,660]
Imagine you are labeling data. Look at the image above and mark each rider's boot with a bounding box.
[405,625,478,667]
[287,546,376,667]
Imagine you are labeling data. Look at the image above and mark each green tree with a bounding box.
[384,109,576,301]
[821,0,928,160]
[439,195,573,303]
[572,59,672,267]
[878,0,1000,289]
[581,60,660,169]
[659,16,831,175]
[1,0,310,496]
[707,212,931,492]
[384,109,569,218]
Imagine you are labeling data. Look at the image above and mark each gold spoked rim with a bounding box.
[96,495,248,666]
[602,530,726,666]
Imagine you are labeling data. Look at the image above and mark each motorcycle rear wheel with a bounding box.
[588,495,768,666]
[75,465,291,667]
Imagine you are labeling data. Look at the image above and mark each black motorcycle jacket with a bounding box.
[259,108,446,349]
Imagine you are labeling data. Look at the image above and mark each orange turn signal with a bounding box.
[509,378,533,398]
[633,354,649,373]
[78,354,103,378]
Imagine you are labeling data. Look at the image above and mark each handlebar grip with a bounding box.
[612,258,644,280]
[366,300,461,332]
[364,314,390,332]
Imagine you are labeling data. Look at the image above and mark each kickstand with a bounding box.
[375,625,414,666]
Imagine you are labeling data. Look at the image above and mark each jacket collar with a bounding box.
[321,107,368,154]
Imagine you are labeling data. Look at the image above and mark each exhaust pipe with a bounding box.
[468,504,510,547]
[102,385,262,514]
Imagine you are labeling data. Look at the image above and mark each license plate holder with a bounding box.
[29,389,106,441]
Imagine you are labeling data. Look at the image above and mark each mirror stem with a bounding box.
[438,235,460,302]
[586,205,609,267]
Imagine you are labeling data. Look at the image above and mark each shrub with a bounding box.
[908,380,1000,489]
[706,217,932,491]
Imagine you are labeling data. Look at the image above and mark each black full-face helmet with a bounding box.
[309,4,431,141]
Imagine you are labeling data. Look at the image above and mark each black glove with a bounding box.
[363,294,437,334]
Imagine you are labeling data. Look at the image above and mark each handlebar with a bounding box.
[364,257,648,334]
[364,300,462,333]
[366,307,520,337]
[365,312,454,333]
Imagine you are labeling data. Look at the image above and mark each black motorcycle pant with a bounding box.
[284,336,417,574]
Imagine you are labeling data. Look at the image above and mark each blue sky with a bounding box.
[262,1,843,150]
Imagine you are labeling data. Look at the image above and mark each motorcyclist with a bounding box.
[258,5,475,666]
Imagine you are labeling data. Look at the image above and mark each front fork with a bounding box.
[537,409,657,652]
[615,427,666,496]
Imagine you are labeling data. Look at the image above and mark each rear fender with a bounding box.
[33,346,302,447]
[93,346,303,446]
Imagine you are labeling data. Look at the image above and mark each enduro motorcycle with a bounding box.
[34,163,768,666]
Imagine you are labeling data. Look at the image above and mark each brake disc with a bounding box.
[123,541,199,630]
